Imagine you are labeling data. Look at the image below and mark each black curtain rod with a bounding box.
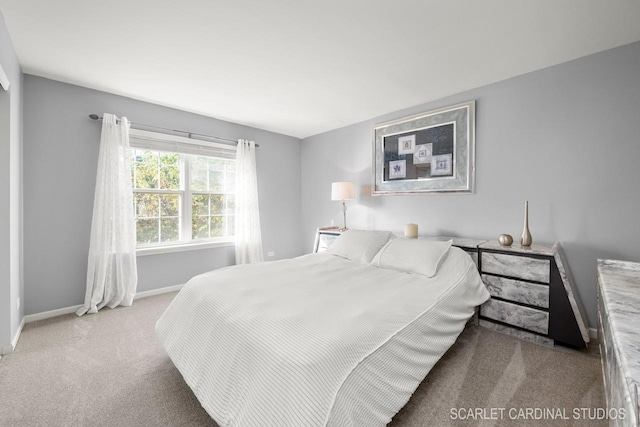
[88,114,259,147]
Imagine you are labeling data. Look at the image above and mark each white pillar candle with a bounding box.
[404,223,418,238]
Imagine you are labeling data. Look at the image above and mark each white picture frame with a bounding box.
[372,100,475,194]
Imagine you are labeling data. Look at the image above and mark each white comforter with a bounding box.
[156,248,489,427]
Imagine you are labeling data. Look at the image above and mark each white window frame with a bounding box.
[129,129,236,256]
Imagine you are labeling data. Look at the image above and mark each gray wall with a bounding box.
[301,41,640,329]
[0,10,23,352]
[23,75,302,315]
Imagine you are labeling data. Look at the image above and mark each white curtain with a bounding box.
[235,139,264,264]
[77,113,138,316]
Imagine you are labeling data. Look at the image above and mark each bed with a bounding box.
[156,230,490,426]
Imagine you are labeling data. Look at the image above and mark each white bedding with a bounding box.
[156,247,489,426]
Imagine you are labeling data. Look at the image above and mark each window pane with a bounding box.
[160,218,180,242]
[135,193,159,218]
[207,215,234,237]
[190,157,208,191]
[159,194,180,217]
[192,194,209,216]
[210,195,224,215]
[210,216,224,237]
[192,216,209,239]
[136,219,159,244]
[135,162,158,189]
[208,170,223,192]
[159,165,180,190]
[225,172,236,194]
[225,195,235,215]
[191,156,236,193]
[160,152,180,166]
[222,159,235,193]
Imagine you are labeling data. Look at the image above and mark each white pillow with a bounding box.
[326,229,394,264]
[371,238,452,278]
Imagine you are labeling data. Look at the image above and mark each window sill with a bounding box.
[136,240,235,257]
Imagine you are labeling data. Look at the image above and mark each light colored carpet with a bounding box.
[0,292,605,426]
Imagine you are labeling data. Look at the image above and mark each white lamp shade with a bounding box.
[331,181,355,201]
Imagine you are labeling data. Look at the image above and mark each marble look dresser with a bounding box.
[477,241,590,348]
[406,237,589,348]
[598,260,640,426]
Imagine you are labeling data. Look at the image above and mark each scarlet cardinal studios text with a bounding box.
[450,407,625,421]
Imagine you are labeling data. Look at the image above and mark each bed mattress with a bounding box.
[156,247,489,426]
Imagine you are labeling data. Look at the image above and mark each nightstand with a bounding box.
[477,241,589,348]
[313,227,342,253]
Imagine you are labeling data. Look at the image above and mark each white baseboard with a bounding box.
[1,316,27,355]
[12,317,25,348]
[24,284,185,324]
[134,283,184,300]
[24,304,83,323]
[589,327,597,340]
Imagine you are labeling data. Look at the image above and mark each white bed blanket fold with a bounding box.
[156,248,489,426]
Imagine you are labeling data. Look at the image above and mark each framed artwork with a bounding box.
[372,100,475,194]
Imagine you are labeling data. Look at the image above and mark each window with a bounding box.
[129,129,236,248]
[190,156,236,239]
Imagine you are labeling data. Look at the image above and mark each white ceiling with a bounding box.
[1,1,640,138]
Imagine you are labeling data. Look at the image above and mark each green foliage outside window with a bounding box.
[131,149,181,244]
[131,149,235,246]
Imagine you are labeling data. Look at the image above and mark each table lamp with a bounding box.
[331,182,355,231]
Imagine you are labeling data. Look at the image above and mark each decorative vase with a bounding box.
[498,234,513,246]
[520,201,532,247]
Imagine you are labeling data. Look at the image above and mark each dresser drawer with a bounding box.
[482,274,549,309]
[481,298,549,334]
[482,252,550,283]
